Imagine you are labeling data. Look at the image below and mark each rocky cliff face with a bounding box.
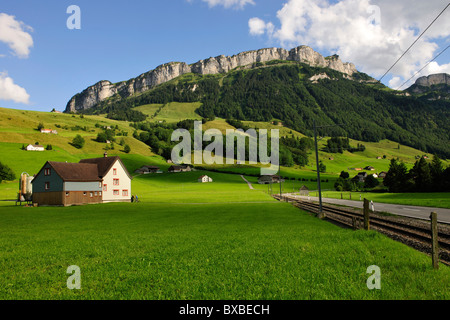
[414,73,449,87]
[65,46,358,113]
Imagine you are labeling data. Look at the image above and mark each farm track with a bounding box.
[274,195,450,266]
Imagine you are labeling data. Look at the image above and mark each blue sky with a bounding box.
[1,0,449,112]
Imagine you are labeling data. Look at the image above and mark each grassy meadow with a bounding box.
[1,171,449,300]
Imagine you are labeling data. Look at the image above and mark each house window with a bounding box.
[99,191,102,196]
[113,190,119,196]
[103,184,107,191]
[66,192,69,197]
[45,182,50,190]
[44,168,51,176]
[90,192,93,197]
[113,179,119,186]
[122,190,128,196]
[99,182,102,188]
[83,192,87,196]
[113,168,117,175]
[94,191,98,196]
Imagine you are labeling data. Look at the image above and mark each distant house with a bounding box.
[40,129,58,134]
[372,173,378,179]
[378,171,388,179]
[26,144,45,151]
[258,175,285,184]
[135,166,160,174]
[376,156,382,160]
[198,175,213,183]
[364,166,375,171]
[32,153,132,206]
[168,164,192,173]
[354,168,362,171]
[299,185,309,196]
[352,172,368,183]
[329,157,334,161]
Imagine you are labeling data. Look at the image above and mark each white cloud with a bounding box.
[249,0,450,88]
[0,13,33,58]
[189,0,255,9]
[0,71,30,104]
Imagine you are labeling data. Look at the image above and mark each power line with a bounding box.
[396,44,450,90]
[378,2,450,83]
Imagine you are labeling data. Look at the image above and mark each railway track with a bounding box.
[274,195,450,266]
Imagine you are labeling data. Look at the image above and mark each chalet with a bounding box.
[329,157,334,161]
[198,175,213,183]
[258,175,285,184]
[32,153,132,206]
[354,168,362,171]
[372,173,378,179]
[376,156,382,160]
[26,144,45,151]
[378,171,388,179]
[352,172,368,183]
[299,185,309,196]
[364,166,375,171]
[168,164,192,173]
[40,129,58,134]
[135,166,160,174]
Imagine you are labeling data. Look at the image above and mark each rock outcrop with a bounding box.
[415,73,449,87]
[65,45,358,113]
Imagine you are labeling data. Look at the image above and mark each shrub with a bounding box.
[72,135,85,149]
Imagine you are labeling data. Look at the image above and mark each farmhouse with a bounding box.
[198,175,213,183]
[32,154,132,206]
[26,144,45,151]
[364,166,375,171]
[258,175,285,184]
[135,166,160,174]
[168,164,192,173]
[40,129,58,134]
[299,185,309,196]
[352,172,368,183]
[378,171,388,179]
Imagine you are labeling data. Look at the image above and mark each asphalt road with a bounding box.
[287,194,450,224]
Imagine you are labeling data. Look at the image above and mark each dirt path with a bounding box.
[240,175,254,190]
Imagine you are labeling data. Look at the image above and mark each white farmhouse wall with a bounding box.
[102,159,131,202]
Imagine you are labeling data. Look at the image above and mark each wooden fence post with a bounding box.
[430,212,439,269]
[363,198,370,230]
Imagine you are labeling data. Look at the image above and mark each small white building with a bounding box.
[26,144,45,151]
[41,129,58,134]
[198,175,213,183]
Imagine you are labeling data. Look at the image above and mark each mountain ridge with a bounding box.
[65,45,359,113]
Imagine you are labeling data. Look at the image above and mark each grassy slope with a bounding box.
[0,171,449,299]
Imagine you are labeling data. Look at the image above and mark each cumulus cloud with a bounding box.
[0,72,30,104]
[0,13,33,58]
[249,17,274,36]
[249,0,450,88]
[189,0,255,9]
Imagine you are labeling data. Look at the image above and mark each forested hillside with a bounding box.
[85,62,450,159]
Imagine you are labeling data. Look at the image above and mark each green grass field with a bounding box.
[1,171,449,299]
[1,106,450,299]
[308,191,450,209]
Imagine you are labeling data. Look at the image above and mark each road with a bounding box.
[286,194,450,224]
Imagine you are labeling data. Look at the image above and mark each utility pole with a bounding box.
[314,120,324,219]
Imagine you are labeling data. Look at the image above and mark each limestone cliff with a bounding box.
[65,46,358,113]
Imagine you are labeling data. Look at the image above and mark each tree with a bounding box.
[339,171,349,179]
[318,161,326,173]
[364,174,380,189]
[37,122,44,131]
[0,161,15,181]
[96,132,108,143]
[72,135,85,149]
[411,157,432,192]
[384,158,410,192]
[429,154,444,191]
[46,144,53,150]
[124,144,131,154]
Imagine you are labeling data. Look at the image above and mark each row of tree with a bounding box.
[384,156,450,192]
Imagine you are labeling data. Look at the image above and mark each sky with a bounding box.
[0,0,449,112]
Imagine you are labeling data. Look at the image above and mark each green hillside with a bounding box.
[90,61,450,159]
